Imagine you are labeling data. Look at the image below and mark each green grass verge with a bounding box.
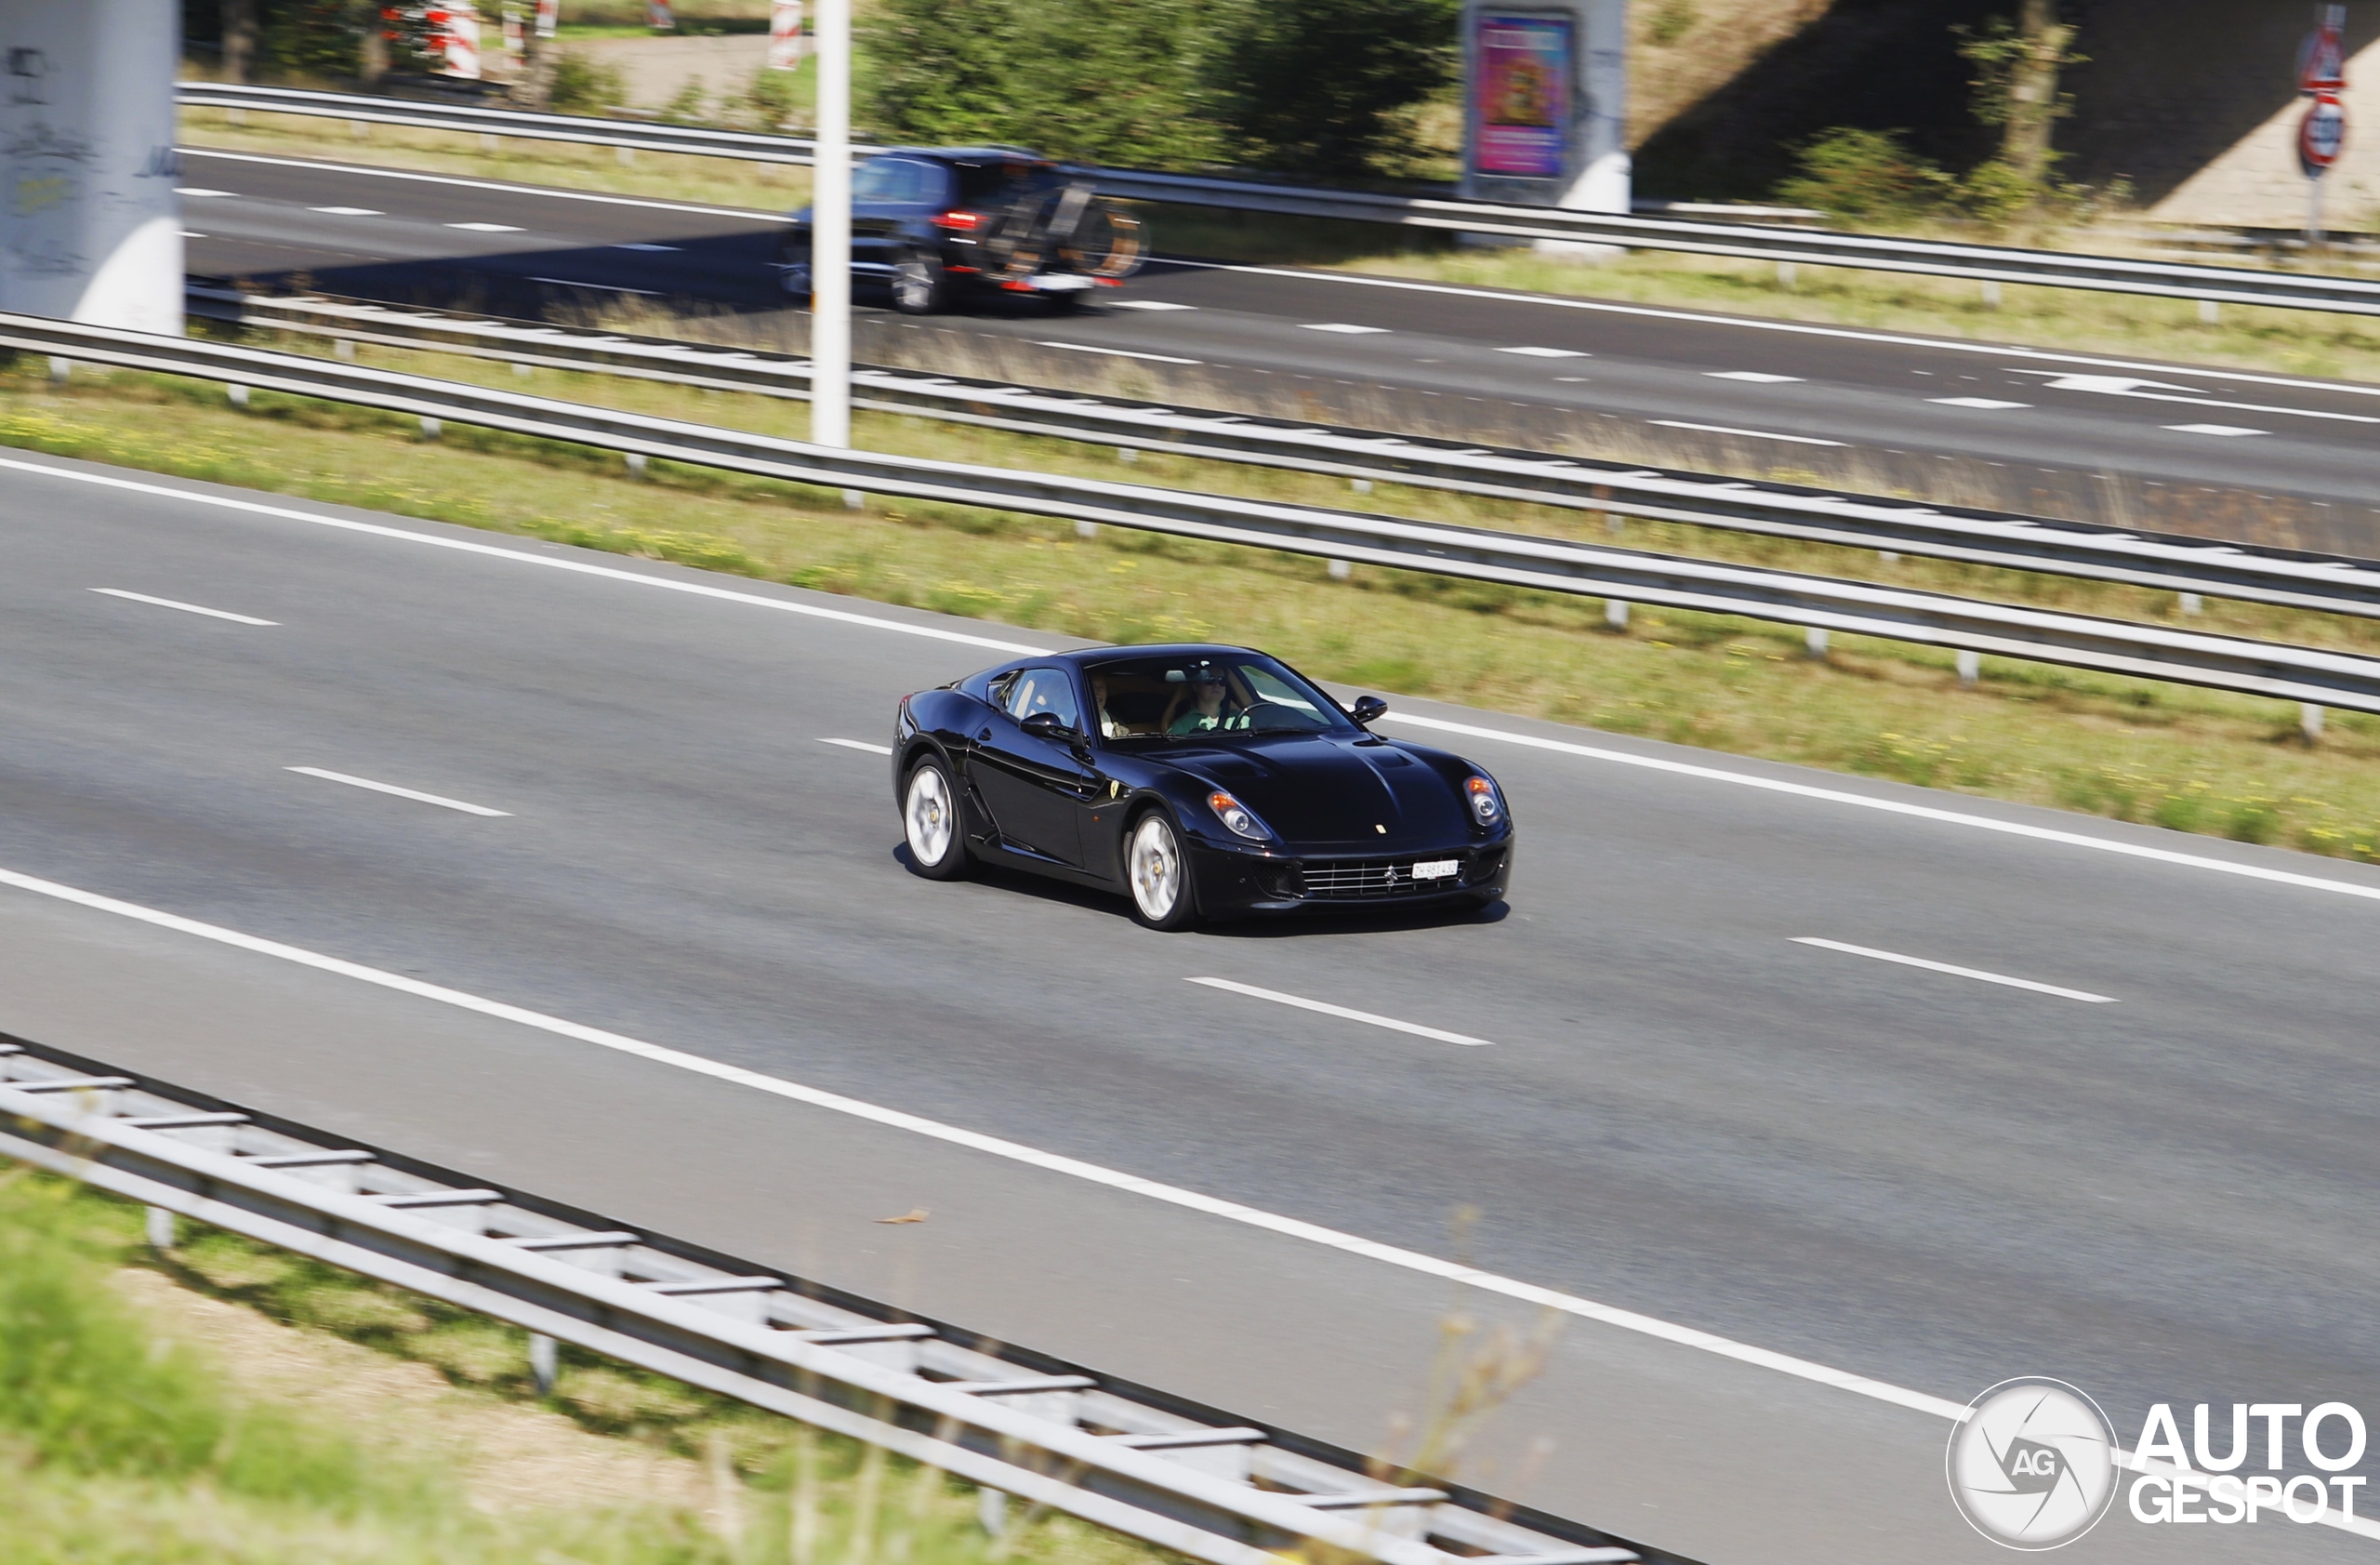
[11,348,2380,861]
[0,1164,1163,1565]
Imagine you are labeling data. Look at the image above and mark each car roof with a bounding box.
[1058,644,1262,670]
[884,146,1054,166]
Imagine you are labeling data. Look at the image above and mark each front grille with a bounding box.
[1296,855,1467,900]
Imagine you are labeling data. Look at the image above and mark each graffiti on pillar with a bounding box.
[5,122,96,277]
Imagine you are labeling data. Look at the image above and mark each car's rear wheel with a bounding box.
[903,758,970,880]
[892,251,951,315]
[1126,812,1197,930]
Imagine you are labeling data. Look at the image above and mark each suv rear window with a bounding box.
[953,159,1060,208]
[853,157,951,205]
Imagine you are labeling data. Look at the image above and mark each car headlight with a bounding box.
[1465,776,1503,827]
[1208,789,1273,841]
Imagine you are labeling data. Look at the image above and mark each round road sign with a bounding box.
[2302,93,2347,177]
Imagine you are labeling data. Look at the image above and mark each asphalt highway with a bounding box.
[176,147,2380,538]
[4,448,2378,1563]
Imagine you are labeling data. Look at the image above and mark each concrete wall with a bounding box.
[2060,1,2380,228]
[0,0,181,332]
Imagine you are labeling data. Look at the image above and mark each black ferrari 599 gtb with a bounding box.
[892,644,1514,929]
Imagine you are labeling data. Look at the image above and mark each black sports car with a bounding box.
[891,645,1514,929]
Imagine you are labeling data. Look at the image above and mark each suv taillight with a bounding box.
[933,210,983,231]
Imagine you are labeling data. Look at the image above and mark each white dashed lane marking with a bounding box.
[286,767,510,816]
[1929,397,2030,409]
[1110,300,1198,311]
[448,221,525,232]
[1301,323,1390,334]
[1792,938,2118,1003]
[90,588,276,626]
[819,737,893,755]
[308,206,383,216]
[2163,424,2266,437]
[1498,346,1589,358]
[1187,977,1495,1047]
[1706,370,1804,383]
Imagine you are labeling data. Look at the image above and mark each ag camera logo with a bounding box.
[1947,1378,2119,1549]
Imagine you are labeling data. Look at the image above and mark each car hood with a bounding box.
[1165,736,1470,847]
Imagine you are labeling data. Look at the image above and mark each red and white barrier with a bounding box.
[427,2,482,80]
[769,0,803,70]
[646,0,674,29]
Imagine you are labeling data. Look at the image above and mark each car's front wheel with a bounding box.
[902,758,970,880]
[1126,812,1197,930]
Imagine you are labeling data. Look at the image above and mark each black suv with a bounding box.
[775,146,1142,314]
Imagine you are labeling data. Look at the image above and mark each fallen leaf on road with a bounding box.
[875,1209,929,1225]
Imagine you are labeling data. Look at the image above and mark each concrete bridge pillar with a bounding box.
[0,0,180,333]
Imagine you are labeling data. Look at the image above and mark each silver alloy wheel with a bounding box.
[1129,816,1182,922]
[893,255,934,312]
[905,765,954,868]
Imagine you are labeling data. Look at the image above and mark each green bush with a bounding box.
[1774,127,1952,224]
[858,0,1455,177]
[549,49,629,114]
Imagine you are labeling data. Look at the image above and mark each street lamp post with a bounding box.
[810,0,852,447]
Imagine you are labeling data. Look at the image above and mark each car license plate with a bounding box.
[1412,858,1459,881]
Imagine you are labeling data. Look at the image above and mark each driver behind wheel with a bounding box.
[1165,664,1238,735]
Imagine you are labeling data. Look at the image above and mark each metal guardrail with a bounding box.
[16,309,2380,712]
[176,83,2380,317]
[0,1034,1654,1565]
[205,288,2380,623]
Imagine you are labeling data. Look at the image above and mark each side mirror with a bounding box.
[1349,695,1388,725]
[1021,710,1077,744]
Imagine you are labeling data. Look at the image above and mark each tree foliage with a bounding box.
[858,0,1458,177]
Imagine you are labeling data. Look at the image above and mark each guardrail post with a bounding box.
[334,338,356,361]
[1805,627,1829,657]
[47,357,69,383]
[529,1331,559,1394]
[2303,703,2326,742]
[350,119,369,140]
[1957,649,1980,686]
[626,452,647,476]
[2200,300,2221,325]
[1775,261,1796,290]
[144,1205,176,1251]
[419,417,442,440]
[2179,592,2203,616]
[1605,599,1629,630]
[1328,560,1352,580]
[481,133,501,154]
[1351,478,1373,495]
[615,145,636,166]
[977,1488,1009,1538]
[228,384,249,408]
[1980,281,2002,309]
[1075,521,1098,538]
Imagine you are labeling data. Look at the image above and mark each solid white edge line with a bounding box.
[1377,710,2380,906]
[1167,258,2380,405]
[1186,976,1493,1046]
[1649,419,1847,447]
[178,147,787,222]
[89,588,277,626]
[1036,341,1203,365]
[286,767,510,816]
[0,857,1962,1424]
[1791,938,2117,1003]
[0,456,1050,657]
[820,737,894,755]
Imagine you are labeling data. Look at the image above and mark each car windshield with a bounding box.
[1088,655,1354,743]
